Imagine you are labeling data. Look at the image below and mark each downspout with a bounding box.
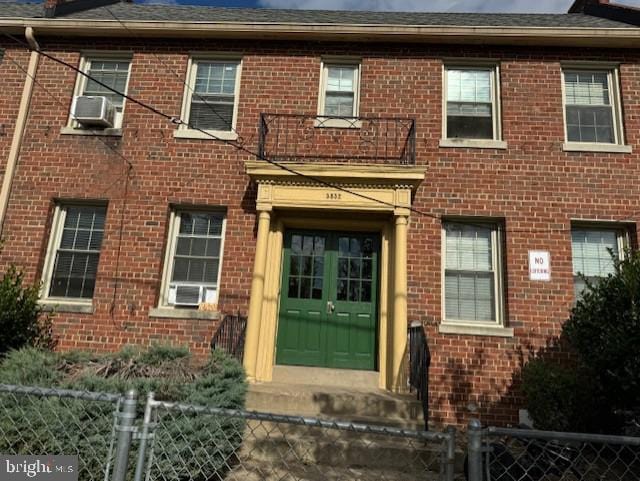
[0,26,40,236]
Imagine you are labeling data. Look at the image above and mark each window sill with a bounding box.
[439,322,514,338]
[439,138,507,149]
[39,300,94,314]
[314,117,362,129]
[562,142,632,153]
[173,129,238,141]
[149,307,221,320]
[60,127,123,137]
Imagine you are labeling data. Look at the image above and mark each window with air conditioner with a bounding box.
[175,57,241,140]
[42,204,107,302]
[161,210,226,308]
[69,56,131,130]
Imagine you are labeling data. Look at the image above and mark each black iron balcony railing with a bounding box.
[258,113,416,166]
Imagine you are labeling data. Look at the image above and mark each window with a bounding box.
[444,66,500,140]
[161,210,226,307]
[571,226,626,299]
[443,221,504,325]
[319,62,360,117]
[180,59,241,133]
[71,57,131,129]
[563,69,623,145]
[42,204,107,301]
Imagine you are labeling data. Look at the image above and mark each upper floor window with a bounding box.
[42,204,107,302]
[442,221,504,326]
[571,225,627,299]
[176,58,241,139]
[319,62,360,118]
[160,209,226,308]
[444,66,501,141]
[70,57,131,130]
[563,69,624,146]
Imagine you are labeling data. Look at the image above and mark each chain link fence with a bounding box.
[0,384,126,481]
[466,421,640,481]
[0,384,457,481]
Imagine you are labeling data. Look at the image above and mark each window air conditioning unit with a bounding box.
[168,284,215,307]
[72,96,115,128]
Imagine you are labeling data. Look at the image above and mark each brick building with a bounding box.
[0,0,639,426]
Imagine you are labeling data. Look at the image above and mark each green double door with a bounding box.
[276,230,379,371]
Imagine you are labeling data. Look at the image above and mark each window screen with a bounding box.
[189,61,239,131]
[444,222,498,322]
[49,205,106,299]
[446,69,494,140]
[572,228,620,298]
[170,212,224,286]
[323,65,358,117]
[564,71,615,144]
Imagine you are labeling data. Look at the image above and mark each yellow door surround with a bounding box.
[244,161,426,392]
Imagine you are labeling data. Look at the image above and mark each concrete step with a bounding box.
[246,382,425,429]
[238,419,443,473]
[272,366,379,389]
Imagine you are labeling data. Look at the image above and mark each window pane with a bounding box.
[49,206,105,299]
[84,60,130,109]
[565,71,610,106]
[326,66,356,92]
[572,228,619,278]
[447,112,493,139]
[189,61,238,131]
[324,93,354,117]
[447,69,492,103]
[566,106,614,143]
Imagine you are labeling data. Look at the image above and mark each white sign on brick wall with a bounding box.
[529,250,551,281]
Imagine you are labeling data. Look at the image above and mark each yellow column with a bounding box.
[392,213,409,392]
[243,209,272,381]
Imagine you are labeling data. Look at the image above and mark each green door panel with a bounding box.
[276,229,378,371]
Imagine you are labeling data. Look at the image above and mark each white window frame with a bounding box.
[441,63,505,149]
[561,64,629,153]
[159,208,227,308]
[570,222,629,298]
[174,55,242,141]
[41,202,106,305]
[316,59,362,129]
[67,53,132,131]
[440,220,510,336]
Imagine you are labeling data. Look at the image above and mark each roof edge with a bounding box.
[0,19,639,48]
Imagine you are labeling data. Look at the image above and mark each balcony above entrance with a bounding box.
[258,113,416,166]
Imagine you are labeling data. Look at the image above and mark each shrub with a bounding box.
[0,345,247,481]
[0,265,56,356]
[522,251,640,434]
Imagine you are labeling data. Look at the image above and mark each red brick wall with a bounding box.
[0,44,31,193]
[1,37,639,426]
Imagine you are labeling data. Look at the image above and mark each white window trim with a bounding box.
[441,63,503,145]
[175,56,242,140]
[561,65,628,151]
[439,220,508,334]
[158,208,227,309]
[66,54,132,132]
[40,203,105,305]
[316,59,362,129]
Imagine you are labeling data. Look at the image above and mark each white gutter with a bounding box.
[0,19,639,47]
[0,26,39,236]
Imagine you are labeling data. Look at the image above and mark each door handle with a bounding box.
[326,301,335,314]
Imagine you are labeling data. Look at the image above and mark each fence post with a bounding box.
[111,389,137,481]
[133,391,155,481]
[467,419,483,481]
[445,426,457,481]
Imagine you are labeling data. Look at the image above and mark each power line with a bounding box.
[3,32,637,235]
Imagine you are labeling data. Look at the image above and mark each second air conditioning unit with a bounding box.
[72,96,116,128]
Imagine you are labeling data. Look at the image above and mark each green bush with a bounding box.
[522,251,640,434]
[0,265,55,356]
[0,345,247,481]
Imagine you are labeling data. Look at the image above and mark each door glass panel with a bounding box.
[287,234,326,300]
[336,234,375,303]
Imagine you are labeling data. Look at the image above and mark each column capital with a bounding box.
[394,207,411,218]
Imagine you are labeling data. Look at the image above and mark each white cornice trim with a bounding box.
[1,19,639,47]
